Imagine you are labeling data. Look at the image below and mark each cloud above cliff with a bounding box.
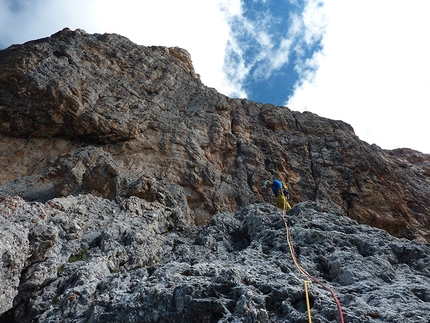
[286,1,430,154]
[0,0,429,153]
[223,0,326,104]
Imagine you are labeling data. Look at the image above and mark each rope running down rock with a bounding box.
[282,204,345,323]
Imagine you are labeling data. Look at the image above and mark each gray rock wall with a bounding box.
[1,28,430,239]
[1,28,430,322]
[1,197,430,322]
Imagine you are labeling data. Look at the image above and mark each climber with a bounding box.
[263,179,291,211]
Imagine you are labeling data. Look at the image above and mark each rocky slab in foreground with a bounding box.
[1,195,429,322]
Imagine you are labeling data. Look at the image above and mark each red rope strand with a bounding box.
[282,210,345,323]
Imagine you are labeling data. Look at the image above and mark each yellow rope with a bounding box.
[281,199,345,323]
[282,207,313,322]
[282,209,307,276]
[304,280,313,323]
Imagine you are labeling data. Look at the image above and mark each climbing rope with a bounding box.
[304,280,312,323]
[282,204,345,323]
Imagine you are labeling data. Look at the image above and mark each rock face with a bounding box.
[1,28,430,239]
[1,28,429,240]
[1,197,430,322]
[1,28,430,322]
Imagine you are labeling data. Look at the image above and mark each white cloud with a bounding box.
[224,0,326,93]
[287,1,430,153]
[301,0,327,45]
[0,0,97,47]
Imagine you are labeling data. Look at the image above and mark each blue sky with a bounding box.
[0,0,429,153]
[224,0,323,106]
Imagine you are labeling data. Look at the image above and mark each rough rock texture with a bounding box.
[1,197,430,322]
[1,28,430,239]
[1,28,430,322]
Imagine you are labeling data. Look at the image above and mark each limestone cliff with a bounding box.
[1,28,430,322]
[1,28,429,241]
[1,196,430,322]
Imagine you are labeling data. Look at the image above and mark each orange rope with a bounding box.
[282,208,345,323]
